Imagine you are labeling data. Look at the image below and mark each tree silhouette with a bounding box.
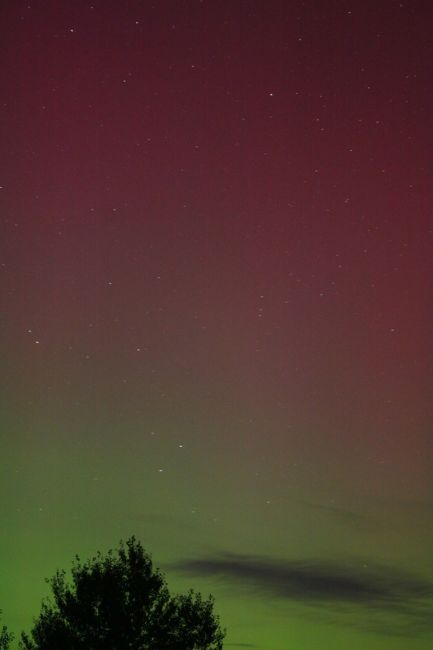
[0,611,13,650]
[20,537,225,649]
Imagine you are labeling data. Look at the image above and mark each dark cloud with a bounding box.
[178,553,432,604]
[176,553,433,637]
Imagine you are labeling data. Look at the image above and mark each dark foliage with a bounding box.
[20,537,224,650]
[0,611,13,650]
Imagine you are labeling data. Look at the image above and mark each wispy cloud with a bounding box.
[301,500,368,527]
[175,553,433,637]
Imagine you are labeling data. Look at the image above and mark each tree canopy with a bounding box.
[0,612,13,650]
[20,537,225,650]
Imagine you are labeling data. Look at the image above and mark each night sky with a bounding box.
[1,1,432,648]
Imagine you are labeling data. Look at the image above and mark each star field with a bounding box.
[1,1,432,648]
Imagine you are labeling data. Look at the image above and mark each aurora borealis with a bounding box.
[1,1,432,647]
